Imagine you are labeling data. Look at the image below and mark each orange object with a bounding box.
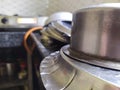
[24,26,43,54]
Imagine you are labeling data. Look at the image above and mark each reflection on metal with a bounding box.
[71,3,120,61]
[40,46,120,90]
[41,12,72,43]
[40,51,76,90]
[42,21,71,43]
[40,3,120,90]
[67,45,120,70]
[45,12,72,25]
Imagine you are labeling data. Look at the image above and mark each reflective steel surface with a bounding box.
[41,21,71,43]
[60,46,120,90]
[41,12,72,43]
[45,12,72,25]
[40,3,120,90]
[40,45,120,90]
[66,45,120,70]
[40,51,76,90]
[71,3,120,61]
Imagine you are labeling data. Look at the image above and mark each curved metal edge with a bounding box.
[60,45,120,88]
[40,51,77,90]
[62,45,120,71]
[74,3,120,14]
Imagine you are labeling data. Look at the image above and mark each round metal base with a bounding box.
[62,45,120,70]
[40,45,120,90]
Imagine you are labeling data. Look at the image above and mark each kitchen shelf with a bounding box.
[0,79,28,89]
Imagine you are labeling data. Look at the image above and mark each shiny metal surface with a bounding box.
[71,3,120,61]
[40,51,76,90]
[51,21,71,37]
[45,12,72,25]
[42,21,71,43]
[60,46,120,90]
[41,12,72,43]
[65,45,120,70]
[40,46,120,90]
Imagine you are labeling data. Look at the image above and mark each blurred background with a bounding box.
[0,0,120,16]
[0,0,119,90]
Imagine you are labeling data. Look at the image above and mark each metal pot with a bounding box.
[71,3,120,61]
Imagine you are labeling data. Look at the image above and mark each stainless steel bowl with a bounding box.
[71,3,120,61]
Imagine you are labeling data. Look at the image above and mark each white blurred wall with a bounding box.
[0,0,120,16]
